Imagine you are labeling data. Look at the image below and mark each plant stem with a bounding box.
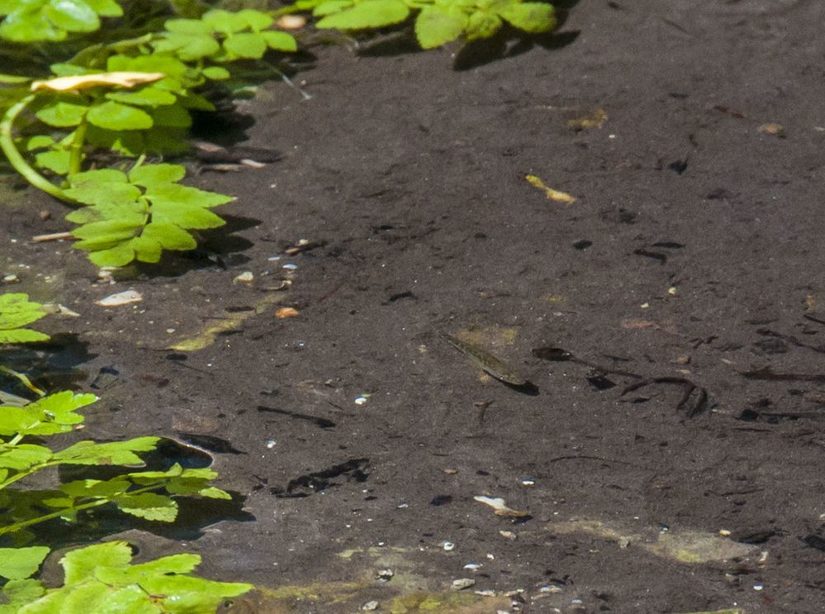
[68,117,88,177]
[0,366,45,397]
[0,482,167,537]
[0,94,71,203]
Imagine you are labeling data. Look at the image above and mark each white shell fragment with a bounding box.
[474,496,530,518]
[95,290,143,307]
[233,271,254,284]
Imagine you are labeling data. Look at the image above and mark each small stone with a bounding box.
[39,210,51,221]
[474,590,497,597]
[2,274,19,284]
[275,307,300,319]
[95,290,142,307]
[758,123,784,137]
[376,569,394,581]
[233,271,254,284]
[277,14,307,30]
[499,530,517,540]
[451,578,475,591]
[442,541,455,551]
[362,601,379,611]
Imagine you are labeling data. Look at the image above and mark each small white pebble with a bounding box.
[442,541,455,551]
[233,271,254,284]
[451,578,475,591]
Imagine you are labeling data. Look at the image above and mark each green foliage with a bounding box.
[64,163,233,267]
[0,294,49,345]
[0,306,251,612]
[0,389,248,610]
[0,5,296,268]
[288,0,556,48]
[0,0,123,43]
[0,391,232,538]
[0,541,251,613]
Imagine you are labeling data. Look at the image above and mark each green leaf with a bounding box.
[87,244,136,267]
[87,101,153,130]
[313,0,351,17]
[26,135,55,151]
[52,437,159,465]
[201,65,230,80]
[107,54,189,80]
[115,493,178,521]
[129,163,186,187]
[415,6,467,49]
[465,10,502,40]
[61,541,133,586]
[223,32,267,59]
[84,0,122,17]
[261,31,297,52]
[0,547,50,581]
[0,391,98,437]
[201,9,244,34]
[164,18,212,35]
[143,575,252,610]
[35,150,71,175]
[1,578,46,610]
[150,103,191,128]
[0,444,53,471]
[316,0,410,30]
[141,222,197,251]
[71,219,143,251]
[236,8,272,31]
[194,486,231,499]
[35,101,88,128]
[497,2,555,33]
[147,182,233,210]
[68,168,128,185]
[64,180,142,208]
[0,8,64,43]
[43,0,99,33]
[131,236,162,263]
[156,202,226,230]
[97,554,200,584]
[106,86,177,107]
[0,293,48,333]
[154,31,221,61]
[0,329,51,344]
[60,478,130,498]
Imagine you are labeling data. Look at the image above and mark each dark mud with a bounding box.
[3,0,825,611]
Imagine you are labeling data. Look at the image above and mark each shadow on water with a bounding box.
[356,0,582,69]
[119,214,261,279]
[453,28,580,71]
[0,334,95,397]
[29,438,256,547]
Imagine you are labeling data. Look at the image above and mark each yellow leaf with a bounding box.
[567,107,607,130]
[525,174,576,204]
[31,72,165,93]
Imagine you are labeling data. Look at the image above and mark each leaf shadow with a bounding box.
[453,28,580,71]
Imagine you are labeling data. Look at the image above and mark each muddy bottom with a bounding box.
[3,0,825,612]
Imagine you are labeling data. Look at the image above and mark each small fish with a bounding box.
[440,332,528,387]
